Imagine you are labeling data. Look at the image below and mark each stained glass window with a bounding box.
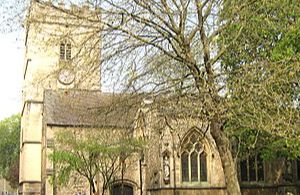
[181,152,189,182]
[191,152,198,181]
[180,130,207,183]
[200,152,207,181]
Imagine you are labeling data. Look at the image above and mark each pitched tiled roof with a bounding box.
[43,89,141,128]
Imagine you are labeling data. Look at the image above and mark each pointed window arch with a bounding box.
[180,129,208,183]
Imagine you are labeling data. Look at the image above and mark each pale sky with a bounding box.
[0,31,24,120]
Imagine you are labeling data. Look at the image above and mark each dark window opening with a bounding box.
[297,160,300,181]
[249,156,256,181]
[240,154,264,182]
[66,43,71,60]
[240,159,248,181]
[257,155,264,181]
[60,41,71,60]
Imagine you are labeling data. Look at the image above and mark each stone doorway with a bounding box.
[111,183,133,195]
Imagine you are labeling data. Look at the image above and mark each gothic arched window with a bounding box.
[181,130,208,183]
[60,41,71,60]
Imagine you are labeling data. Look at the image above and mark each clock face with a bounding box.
[58,69,75,85]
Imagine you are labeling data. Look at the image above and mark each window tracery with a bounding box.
[181,130,207,183]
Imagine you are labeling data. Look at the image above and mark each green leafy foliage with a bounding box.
[271,20,300,61]
[221,0,300,68]
[232,128,300,161]
[50,129,145,193]
[221,0,300,160]
[227,61,300,134]
[0,114,20,188]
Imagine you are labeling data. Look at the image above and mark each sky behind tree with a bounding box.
[0,31,23,120]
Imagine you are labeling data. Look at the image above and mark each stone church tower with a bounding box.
[19,1,101,194]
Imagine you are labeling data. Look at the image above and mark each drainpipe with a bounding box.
[139,152,144,195]
[172,132,176,195]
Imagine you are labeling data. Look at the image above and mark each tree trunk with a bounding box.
[89,179,96,195]
[210,119,241,195]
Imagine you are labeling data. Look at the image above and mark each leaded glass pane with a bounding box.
[191,152,198,181]
[66,43,71,60]
[249,156,256,181]
[240,159,248,182]
[257,155,264,181]
[181,152,189,182]
[181,130,208,183]
[200,152,207,181]
[60,43,65,60]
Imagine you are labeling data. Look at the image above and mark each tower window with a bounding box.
[180,130,208,183]
[60,42,71,60]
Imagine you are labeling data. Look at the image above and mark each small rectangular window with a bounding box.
[46,168,54,176]
[60,43,65,60]
[66,43,71,60]
[47,138,54,148]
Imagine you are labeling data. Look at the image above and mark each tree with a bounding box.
[0,114,21,188]
[221,0,300,155]
[98,1,300,194]
[50,128,144,195]
[98,1,249,194]
[0,0,27,33]
[17,1,300,194]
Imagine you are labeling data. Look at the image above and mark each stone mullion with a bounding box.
[188,152,191,182]
[198,152,200,182]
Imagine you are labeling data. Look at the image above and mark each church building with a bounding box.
[20,1,300,195]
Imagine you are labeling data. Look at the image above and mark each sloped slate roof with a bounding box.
[44,89,141,128]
